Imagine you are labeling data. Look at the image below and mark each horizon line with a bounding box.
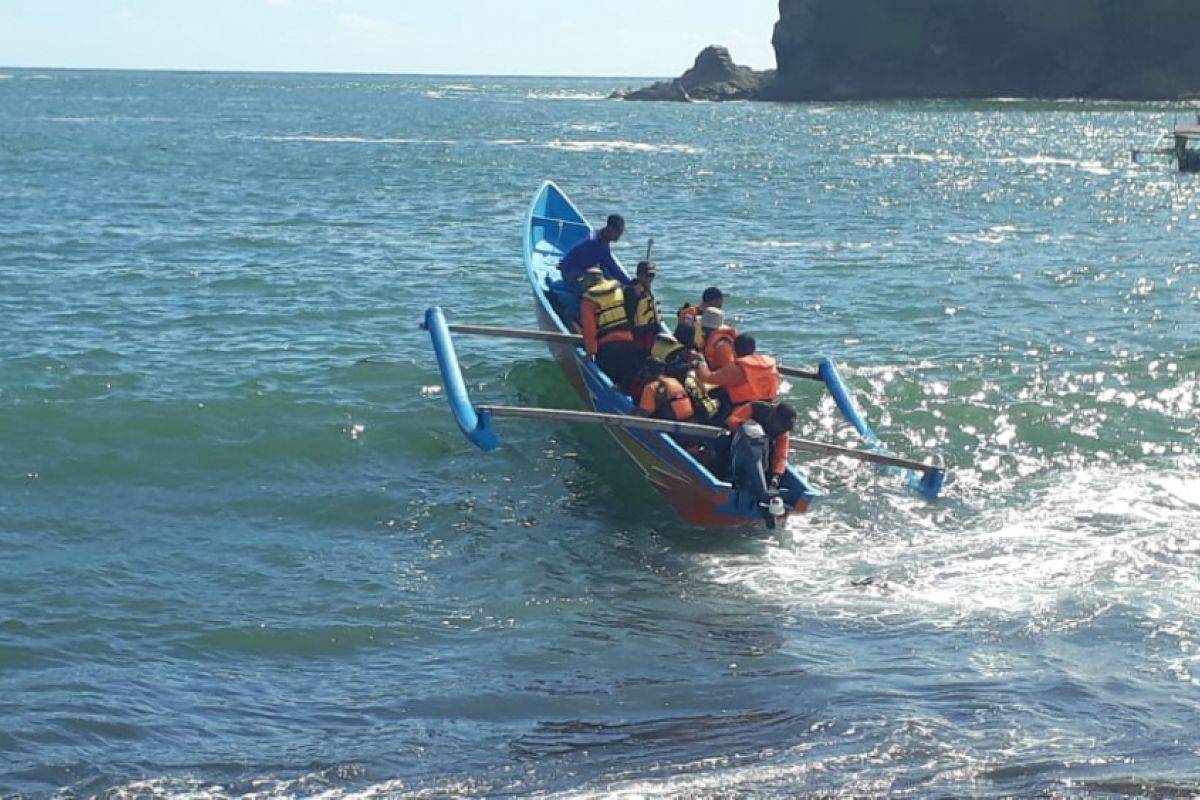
[0,64,679,82]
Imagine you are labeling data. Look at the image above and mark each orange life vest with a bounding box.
[702,326,737,370]
[725,354,780,406]
[648,376,694,421]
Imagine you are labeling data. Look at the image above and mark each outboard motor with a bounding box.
[729,421,782,528]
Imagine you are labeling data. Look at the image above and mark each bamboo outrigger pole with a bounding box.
[429,322,821,380]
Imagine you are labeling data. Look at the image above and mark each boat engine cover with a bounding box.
[730,421,771,508]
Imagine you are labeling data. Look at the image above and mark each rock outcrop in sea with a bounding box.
[615,45,772,102]
[619,0,1200,101]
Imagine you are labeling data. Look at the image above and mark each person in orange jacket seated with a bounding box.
[727,400,798,489]
[676,286,723,348]
[696,306,737,371]
[580,266,641,390]
[694,333,779,424]
[636,358,695,421]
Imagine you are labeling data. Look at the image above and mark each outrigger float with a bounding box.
[423,181,945,528]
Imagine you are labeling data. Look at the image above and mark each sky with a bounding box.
[0,0,780,78]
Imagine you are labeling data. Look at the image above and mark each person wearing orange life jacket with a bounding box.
[650,333,691,380]
[697,306,737,371]
[628,327,685,405]
[648,333,718,422]
[675,286,723,349]
[635,358,694,422]
[695,333,779,425]
[580,266,642,390]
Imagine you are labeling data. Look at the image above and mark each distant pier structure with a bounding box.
[1132,116,1200,172]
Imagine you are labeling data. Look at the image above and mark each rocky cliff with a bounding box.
[616,46,773,102]
[766,0,1200,100]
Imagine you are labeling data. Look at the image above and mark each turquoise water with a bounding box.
[1,68,1199,798]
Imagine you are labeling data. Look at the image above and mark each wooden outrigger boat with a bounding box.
[424,181,945,528]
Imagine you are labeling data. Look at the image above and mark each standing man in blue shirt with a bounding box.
[555,214,629,324]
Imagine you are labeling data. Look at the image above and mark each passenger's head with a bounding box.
[642,358,666,379]
[701,286,724,308]
[602,214,625,242]
[583,266,604,287]
[699,307,724,332]
[733,333,756,357]
[636,260,656,285]
[773,402,798,431]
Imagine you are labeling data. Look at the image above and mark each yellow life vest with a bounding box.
[651,333,685,363]
[651,334,690,379]
[584,279,631,337]
[684,370,721,421]
[627,288,661,332]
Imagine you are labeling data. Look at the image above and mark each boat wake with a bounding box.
[699,457,1200,645]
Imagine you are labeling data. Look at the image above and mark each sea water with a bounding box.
[1,69,1198,798]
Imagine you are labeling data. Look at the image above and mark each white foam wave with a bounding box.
[253,134,451,145]
[748,240,811,249]
[40,115,180,124]
[875,152,956,165]
[542,743,981,799]
[41,116,109,124]
[546,139,703,155]
[527,90,609,101]
[992,154,1111,174]
[703,459,1200,642]
[243,134,533,148]
[104,774,503,800]
[748,239,882,252]
[418,83,482,97]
